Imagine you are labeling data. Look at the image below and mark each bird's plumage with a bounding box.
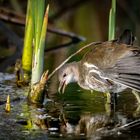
[58,30,140,93]
[79,41,140,92]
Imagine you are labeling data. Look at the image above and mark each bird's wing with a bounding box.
[104,48,140,91]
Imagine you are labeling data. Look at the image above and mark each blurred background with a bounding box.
[0,0,140,94]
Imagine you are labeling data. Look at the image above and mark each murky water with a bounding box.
[0,73,140,140]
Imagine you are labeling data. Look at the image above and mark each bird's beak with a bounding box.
[58,80,66,93]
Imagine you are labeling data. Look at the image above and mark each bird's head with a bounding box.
[58,62,79,93]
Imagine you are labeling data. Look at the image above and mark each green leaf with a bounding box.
[108,0,116,40]
[22,0,34,72]
[31,4,49,85]
[34,0,45,52]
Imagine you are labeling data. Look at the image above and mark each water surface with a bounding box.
[0,73,140,140]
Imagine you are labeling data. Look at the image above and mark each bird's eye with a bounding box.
[63,73,67,77]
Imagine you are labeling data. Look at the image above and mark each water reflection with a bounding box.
[0,73,140,139]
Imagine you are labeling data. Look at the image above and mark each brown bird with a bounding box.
[58,30,140,102]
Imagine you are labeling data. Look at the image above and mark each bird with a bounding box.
[58,30,140,103]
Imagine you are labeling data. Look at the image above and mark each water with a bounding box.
[0,73,140,140]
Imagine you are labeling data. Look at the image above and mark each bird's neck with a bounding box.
[71,61,80,82]
[72,61,88,89]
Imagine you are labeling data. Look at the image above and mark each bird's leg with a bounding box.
[106,92,117,104]
[105,102,111,116]
[105,92,111,116]
[111,93,117,114]
[105,92,117,115]
[111,93,117,106]
[106,92,111,104]
[132,90,140,104]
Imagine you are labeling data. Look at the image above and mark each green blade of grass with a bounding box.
[34,0,45,52]
[108,0,116,40]
[31,4,49,85]
[22,0,34,73]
